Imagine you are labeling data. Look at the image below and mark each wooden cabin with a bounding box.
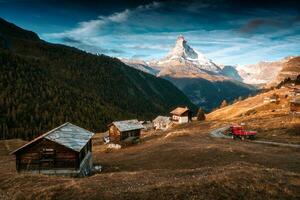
[290,98,300,114]
[170,107,191,124]
[288,86,300,97]
[108,119,144,144]
[11,122,94,177]
[153,116,171,130]
[270,93,280,103]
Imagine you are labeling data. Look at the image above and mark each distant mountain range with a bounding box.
[122,35,256,111]
[0,18,196,140]
[236,56,300,87]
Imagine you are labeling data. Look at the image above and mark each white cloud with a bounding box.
[42,1,300,66]
[102,9,130,23]
[44,1,161,40]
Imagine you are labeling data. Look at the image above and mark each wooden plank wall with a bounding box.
[16,139,78,171]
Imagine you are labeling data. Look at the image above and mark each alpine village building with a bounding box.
[108,119,144,144]
[153,116,172,130]
[170,107,191,124]
[290,97,300,114]
[11,122,94,177]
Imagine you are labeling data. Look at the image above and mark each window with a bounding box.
[41,148,55,160]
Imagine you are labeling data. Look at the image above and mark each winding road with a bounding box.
[210,126,300,148]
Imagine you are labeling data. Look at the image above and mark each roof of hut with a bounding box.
[110,119,144,132]
[170,107,190,116]
[11,122,94,154]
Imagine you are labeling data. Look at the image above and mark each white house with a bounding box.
[170,107,191,124]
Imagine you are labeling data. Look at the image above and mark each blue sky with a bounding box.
[1,0,300,66]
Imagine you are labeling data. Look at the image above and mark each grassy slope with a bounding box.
[207,87,300,143]
[0,120,300,199]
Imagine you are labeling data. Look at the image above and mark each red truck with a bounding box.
[225,125,257,140]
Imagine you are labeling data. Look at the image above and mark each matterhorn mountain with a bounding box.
[149,35,222,77]
[122,35,256,111]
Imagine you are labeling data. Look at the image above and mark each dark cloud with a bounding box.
[239,18,282,33]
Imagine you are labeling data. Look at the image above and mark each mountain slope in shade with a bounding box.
[220,65,243,82]
[270,56,300,86]
[0,18,196,140]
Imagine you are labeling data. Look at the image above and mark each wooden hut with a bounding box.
[290,98,300,113]
[108,119,144,144]
[170,107,191,124]
[270,93,279,103]
[11,122,94,177]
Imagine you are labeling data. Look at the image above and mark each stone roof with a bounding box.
[11,122,94,154]
[111,119,144,132]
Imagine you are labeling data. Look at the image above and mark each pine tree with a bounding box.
[220,100,228,108]
[196,108,206,121]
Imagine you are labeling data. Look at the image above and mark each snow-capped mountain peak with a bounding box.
[166,35,198,60]
[151,35,222,75]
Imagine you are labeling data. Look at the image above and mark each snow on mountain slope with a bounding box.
[236,57,292,85]
[120,58,159,75]
[149,35,223,77]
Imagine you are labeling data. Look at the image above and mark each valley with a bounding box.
[0,3,299,199]
[0,86,300,199]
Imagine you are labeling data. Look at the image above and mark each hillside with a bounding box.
[0,103,300,199]
[0,85,299,199]
[0,18,196,140]
[270,56,300,86]
[164,76,255,110]
[207,87,300,143]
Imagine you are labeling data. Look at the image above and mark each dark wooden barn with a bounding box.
[108,119,144,144]
[11,122,94,177]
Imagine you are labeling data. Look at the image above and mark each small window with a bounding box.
[41,148,55,160]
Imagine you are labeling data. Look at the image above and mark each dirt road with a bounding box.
[210,126,300,148]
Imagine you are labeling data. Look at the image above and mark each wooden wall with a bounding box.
[109,125,121,143]
[16,139,78,171]
[109,125,141,143]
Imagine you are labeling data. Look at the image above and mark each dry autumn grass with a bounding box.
[0,87,300,199]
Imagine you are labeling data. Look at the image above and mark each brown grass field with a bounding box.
[0,88,300,200]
